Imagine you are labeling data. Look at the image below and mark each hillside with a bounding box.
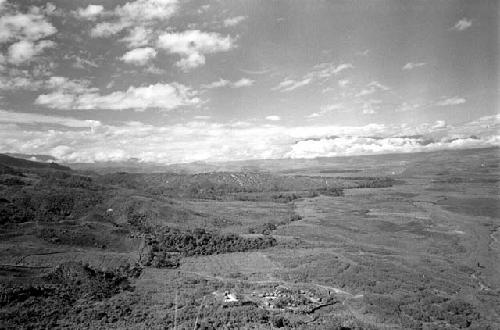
[0,154,71,171]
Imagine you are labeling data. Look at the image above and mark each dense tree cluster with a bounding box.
[0,169,104,225]
[364,293,479,328]
[0,188,103,224]
[147,227,277,258]
[0,262,137,329]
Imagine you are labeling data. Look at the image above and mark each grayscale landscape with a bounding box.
[0,0,498,329]
[1,147,499,328]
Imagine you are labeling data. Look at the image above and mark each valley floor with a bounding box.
[0,148,499,329]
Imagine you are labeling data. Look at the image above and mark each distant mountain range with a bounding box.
[3,146,498,175]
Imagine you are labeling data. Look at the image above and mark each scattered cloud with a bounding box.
[272,78,312,92]
[0,11,56,43]
[436,97,466,106]
[395,102,421,112]
[312,62,354,78]
[308,103,349,118]
[0,6,57,65]
[0,109,101,128]
[356,49,370,56]
[356,88,375,97]
[45,76,96,93]
[197,4,210,13]
[0,1,494,165]
[157,30,233,70]
[338,79,350,87]
[120,47,157,66]
[116,0,178,21]
[307,103,348,118]
[8,39,55,64]
[306,112,321,119]
[239,68,270,75]
[361,99,382,114]
[273,62,353,92]
[0,76,41,90]
[0,75,84,91]
[202,79,230,89]
[202,77,254,89]
[91,21,128,38]
[355,81,390,97]
[34,3,62,17]
[120,26,153,48]
[75,4,104,20]
[432,120,447,129]
[223,16,246,27]
[194,115,210,120]
[1,117,497,164]
[287,135,494,159]
[69,55,99,69]
[367,81,390,91]
[35,82,199,111]
[451,18,472,31]
[90,0,179,37]
[402,62,426,70]
[320,103,345,113]
[232,78,254,88]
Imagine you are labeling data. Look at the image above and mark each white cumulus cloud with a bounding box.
[361,99,382,114]
[202,78,254,89]
[36,82,199,111]
[355,81,390,97]
[91,0,178,37]
[157,30,233,70]
[451,18,472,31]
[0,6,56,65]
[338,79,350,87]
[402,62,426,70]
[0,109,101,128]
[232,78,254,88]
[201,79,230,89]
[0,12,56,43]
[120,26,153,48]
[223,16,246,27]
[432,120,447,129]
[272,78,312,92]
[8,39,55,64]
[436,97,466,106]
[1,117,497,164]
[120,47,157,65]
[75,4,104,20]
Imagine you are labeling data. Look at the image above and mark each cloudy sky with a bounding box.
[0,0,498,163]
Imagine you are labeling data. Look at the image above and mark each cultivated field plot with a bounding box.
[177,200,294,234]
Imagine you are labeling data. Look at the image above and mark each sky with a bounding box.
[0,0,498,163]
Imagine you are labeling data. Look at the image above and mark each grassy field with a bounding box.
[0,147,499,329]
